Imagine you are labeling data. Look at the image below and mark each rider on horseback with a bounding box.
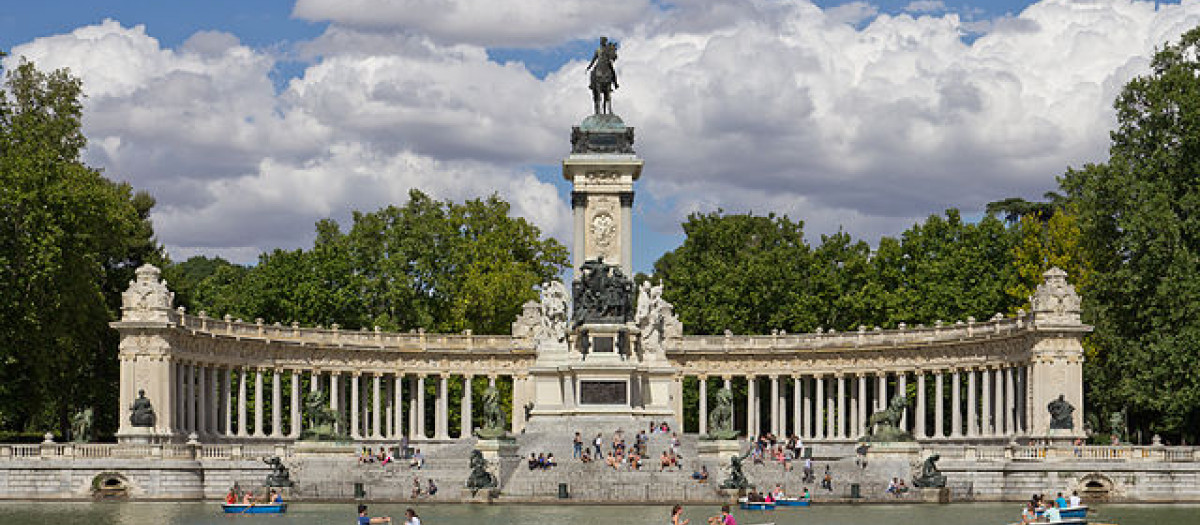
[587,37,619,114]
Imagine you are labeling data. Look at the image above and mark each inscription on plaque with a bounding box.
[592,336,614,353]
[579,381,627,405]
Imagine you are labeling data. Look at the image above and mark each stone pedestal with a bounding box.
[116,426,166,445]
[697,439,743,461]
[292,441,358,458]
[864,441,922,460]
[916,486,951,503]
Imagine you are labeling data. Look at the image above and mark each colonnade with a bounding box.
[689,364,1030,441]
[168,362,517,441]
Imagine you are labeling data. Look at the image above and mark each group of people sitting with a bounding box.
[410,478,438,498]
[527,452,558,470]
[1021,491,1082,524]
[749,433,806,470]
[224,484,283,505]
[885,477,910,496]
[658,449,683,471]
[360,446,395,465]
[357,446,422,469]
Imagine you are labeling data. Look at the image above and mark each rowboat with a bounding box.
[1034,506,1089,520]
[221,503,288,514]
[775,497,810,507]
[738,498,775,511]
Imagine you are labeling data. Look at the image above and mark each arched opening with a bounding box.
[91,472,130,500]
[1077,473,1114,502]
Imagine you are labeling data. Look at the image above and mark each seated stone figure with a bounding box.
[129,390,156,427]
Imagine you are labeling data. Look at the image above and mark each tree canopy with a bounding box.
[170,190,569,335]
[0,58,161,437]
[1060,26,1200,440]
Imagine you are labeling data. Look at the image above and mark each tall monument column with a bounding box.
[564,115,642,278]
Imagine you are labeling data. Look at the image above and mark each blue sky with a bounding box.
[2,0,1195,274]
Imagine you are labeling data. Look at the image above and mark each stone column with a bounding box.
[253,369,264,437]
[436,374,449,439]
[350,373,361,440]
[290,370,301,438]
[237,368,248,437]
[400,373,410,438]
[876,373,887,411]
[770,375,780,436]
[184,363,194,434]
[981,367,992,437]
[814,375,824,440]
[416,374,427,438]
[330,373,341,435]
[848,378,858,438]
[801,377,812,439]
[271,369,282,438]
[778,379,788,437]
[311,371,320,393]
[950,369,961,438]
[461,375,473,438]
[898,373,908,431]
[857,374,867,438]
[966,368,977,437]
[916,371,927,439]
[371,373,382,438]
[836,374,846,439]
[934,371,944,439]
[792,376,802,438]
[409,376,420,439]
[197,365,208,437]
[746,376,757,436]
[825,380,835,439]
[698,376,708,435]
[221,367,232,437]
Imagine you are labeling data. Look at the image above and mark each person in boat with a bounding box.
[1068,490,1082,508]
[1020,501,1038,525]
[762,491,774,504]
[671,504,691,525]
[802,487,811,501]
[771,484,786,500]
[358,504,392,524]
[242,490,255,505]
[1055,492,1067,509]
[271,489,283,503]
[225,488,237,504]
[404,508,420,525]
[1044,500,1063,523]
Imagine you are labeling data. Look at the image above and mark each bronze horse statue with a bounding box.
[587,37,619,115]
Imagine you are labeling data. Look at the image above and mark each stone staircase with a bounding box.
[501,427,726,502]
[289,441,476,501]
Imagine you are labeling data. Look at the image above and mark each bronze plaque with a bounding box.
[579,381,627,405]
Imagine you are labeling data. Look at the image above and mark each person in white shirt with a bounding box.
[405,508,421,525]
[1068,491,1082,508]
[1044,501,1063,523]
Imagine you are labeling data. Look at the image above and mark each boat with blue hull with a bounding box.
[1035,506,1089,520]
[221,503,288,514]
[738,498,775,511]
[775,497,810,507]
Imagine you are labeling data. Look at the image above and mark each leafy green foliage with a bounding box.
[1060,26,1200,441]
[655,209,1026,335]
[172,190,568,335]
[0,58,161,437]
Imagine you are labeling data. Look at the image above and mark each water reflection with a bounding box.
[0,502,1197,525]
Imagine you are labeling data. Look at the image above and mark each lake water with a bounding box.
[0,502,1196,525]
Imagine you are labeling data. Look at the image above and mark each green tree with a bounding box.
[0,58,161,437]
[654,211,816,335]
[181,190,568,335]
[1060,26,1200,442]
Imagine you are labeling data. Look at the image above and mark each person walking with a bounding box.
[671,504,691,525]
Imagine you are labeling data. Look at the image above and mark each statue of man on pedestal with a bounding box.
[587,37,619,115]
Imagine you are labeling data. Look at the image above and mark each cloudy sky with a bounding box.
[3,0,1199,273]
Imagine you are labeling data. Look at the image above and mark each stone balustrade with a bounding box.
[0,442,291,461]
